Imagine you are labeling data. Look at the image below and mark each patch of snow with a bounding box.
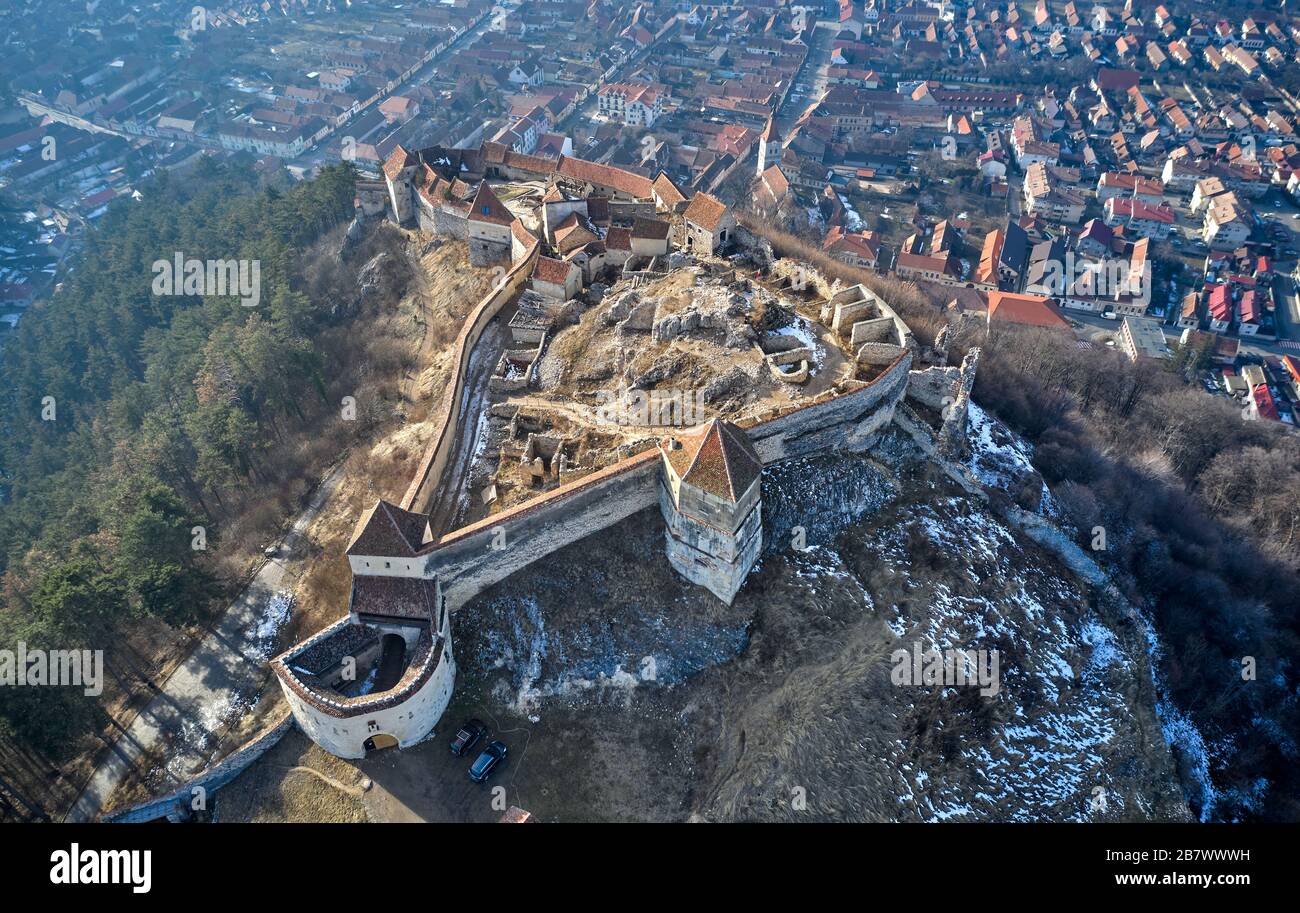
[771,317,826,373]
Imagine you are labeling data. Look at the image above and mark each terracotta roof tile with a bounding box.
[664,419,761,502]
[468,182,514,226]
[555,155,653,198]
[383,143,416,180]
[532,255,575,285]
[652,171,687,205]
[683,192,729,232]
[987,291,1071,329]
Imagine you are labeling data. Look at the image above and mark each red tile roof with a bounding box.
[383,144,416,180]
[652,171,687,206]
[555,155,653,199]
[467,182,514,226]
[987,291,1071,329]
[605,226,632,251]
[1252,383,1280,421]
[663,419,761,503]
[532,255,575,285]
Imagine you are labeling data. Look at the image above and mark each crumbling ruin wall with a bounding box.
[858,342,908,365]
[745,350,912,463]
[851,316,896,346]
[769,258,836,298]
[907,364,962,412]
[939,347,980,458]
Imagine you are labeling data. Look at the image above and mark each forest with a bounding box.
[0,158,357,780]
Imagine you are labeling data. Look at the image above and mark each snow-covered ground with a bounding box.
[864,498,1149,821]
[771,317,827,374]
[469,590,748,724]
[966,400,1056,514]
[167,591,292,779]
[964,402,1216,819]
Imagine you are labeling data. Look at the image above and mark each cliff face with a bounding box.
[441,421,1188,822]
[692,451,1187,822]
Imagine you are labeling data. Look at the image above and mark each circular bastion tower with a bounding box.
[272,502,455,759]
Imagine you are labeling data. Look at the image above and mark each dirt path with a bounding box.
[424,318,509,536]
[280,765,369,799]
[64,466,345,822]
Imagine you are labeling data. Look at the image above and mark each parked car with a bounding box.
[1101,308,1118,320]
[468,740,507,783]
[450,719,487,757]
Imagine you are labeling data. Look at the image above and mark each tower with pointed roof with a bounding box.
[466,182,515,266]
[382,144,420,225]
[658,419,764,604]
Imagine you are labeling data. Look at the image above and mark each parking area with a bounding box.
[219,673,697,823]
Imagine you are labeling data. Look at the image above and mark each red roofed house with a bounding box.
[597,82,664,128]
[681,192,735,256]
[1250,383,1280,422]
[467,182,516,265]
[379,94,419,125]
[1103,197,1176,239]
[1206,284,1232,332]
[531,255,581,300]
[1282,354,1300,387]
[824,224,880,269]
[1238,289,1262,335]
[986,291,1071,330]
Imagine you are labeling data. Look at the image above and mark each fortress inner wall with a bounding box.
[420,351,913,610]
[745,350,912,463]
[403,243,540,516]
[421,450,663,609]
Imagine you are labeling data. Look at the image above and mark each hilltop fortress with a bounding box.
[274,141,977,759]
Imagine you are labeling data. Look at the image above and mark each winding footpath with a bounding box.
[64,467,345,822]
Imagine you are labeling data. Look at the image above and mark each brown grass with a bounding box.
[736,212,944,347]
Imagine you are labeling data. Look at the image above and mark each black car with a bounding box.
[468,740,507,783]
[450,719,487,757]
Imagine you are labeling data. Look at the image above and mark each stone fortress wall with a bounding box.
[402,244,540,516]
[412,348,912,611]
[389,208,924,610]
[268,146,979,762]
